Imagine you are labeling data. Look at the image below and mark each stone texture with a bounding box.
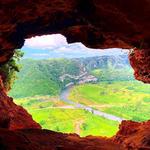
[0,128,124,150]
[113,120,150,149]
[129,48,150,83]
[0,0,150,82]
[0,75,41,129]
[0,0,150,149]
[0,121,150,149]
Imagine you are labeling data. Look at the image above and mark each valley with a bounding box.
[69,81,150,122]
[9,54,150,137]
[14,95,119,137]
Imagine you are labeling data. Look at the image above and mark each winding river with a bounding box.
[60,86,125,123]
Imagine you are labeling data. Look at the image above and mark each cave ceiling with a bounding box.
[0,1,150,149]
[0,0,150,82]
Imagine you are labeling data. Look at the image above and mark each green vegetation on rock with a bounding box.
[0,49,24,91]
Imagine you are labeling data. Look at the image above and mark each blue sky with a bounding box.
[22,34,129,59]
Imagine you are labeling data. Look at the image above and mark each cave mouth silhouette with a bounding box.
[8,34,150,137]
[0,1,150,149]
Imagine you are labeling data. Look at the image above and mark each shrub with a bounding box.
[40,120,46,126]
[82,123,88,130]
[0,49,24,91]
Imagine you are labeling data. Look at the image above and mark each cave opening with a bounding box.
[8,34,150,137]
[0,0,150,148]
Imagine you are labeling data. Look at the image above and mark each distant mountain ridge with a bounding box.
[22,42,128,59]
[74,54,130,70]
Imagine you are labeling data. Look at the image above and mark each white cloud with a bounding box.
[22,34,129,59]
[24,34,68,49]
[31,53,49,57]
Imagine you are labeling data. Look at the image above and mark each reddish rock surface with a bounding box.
[0,0,150,83]
[0,76,41,130]
[0,121,150,150]
[114,120,150,149]
[129,48,150,83]
[0,0,150,150]
[0,128,124,150]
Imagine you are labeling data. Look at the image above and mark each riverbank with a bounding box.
[60,86,124,122]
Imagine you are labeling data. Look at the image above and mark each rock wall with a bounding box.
[0,120,149,149]
[0,0,150,149]
[0,0,150,83]
[0,129,124,150]
[0,74,41,129]
[114,120,150,149]
[129,48,150,83]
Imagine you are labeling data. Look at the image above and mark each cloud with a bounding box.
[24,34,68,49]
[31,53,49,57]
[22,34,129,59]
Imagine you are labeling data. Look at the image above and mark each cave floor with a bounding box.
[0,128,124,150]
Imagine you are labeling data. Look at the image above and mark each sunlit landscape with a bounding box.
[9,35,150,137]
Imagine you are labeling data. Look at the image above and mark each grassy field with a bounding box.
[9,56,148,137]
[13,80,150,137]
[14,96,119,137]
[14,96,66,110]
[69,81,150,122]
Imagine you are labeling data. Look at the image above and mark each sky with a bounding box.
[22,34,129,59]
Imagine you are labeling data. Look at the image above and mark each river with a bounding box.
[60,86,125,123]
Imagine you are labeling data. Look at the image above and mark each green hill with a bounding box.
[9,59,80,98]
[9,56,145,137]
[9,55,134,98]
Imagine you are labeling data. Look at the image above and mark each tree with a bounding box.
[0,49,24,91]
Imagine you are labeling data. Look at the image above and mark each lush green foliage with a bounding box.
[69,81,150,122]
[9,59,80,98]
[10,57,150,137]
[14,96,119,137]
[91,67,134,81]
[9,56,133,98]
[0,50,24,91]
